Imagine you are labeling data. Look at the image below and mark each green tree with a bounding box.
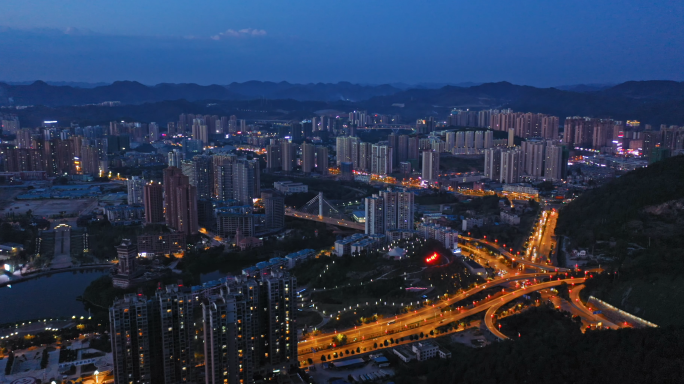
[5,352,14,375]
[40,348,49,369]
[557,282,570,300]
[332,333,347,346]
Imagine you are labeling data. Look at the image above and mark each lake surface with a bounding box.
[0,270,108,324]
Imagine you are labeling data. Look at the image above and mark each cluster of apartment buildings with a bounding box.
[484,140,568,183]
[266,140,329,173]
[109,271,297,384]
[125,153,284,241]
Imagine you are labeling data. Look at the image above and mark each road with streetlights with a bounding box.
[568,284,620,329]
[484,277,588,340]
[297,272,558,359]
[536,210,558,264]
[460,235,570,272]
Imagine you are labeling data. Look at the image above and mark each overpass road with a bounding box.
[460,235,570,272]
[484,277,587,340]
[568,285,620,329]
[298,272,556,358]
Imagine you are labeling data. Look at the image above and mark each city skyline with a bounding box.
[0,1,682,86]
[1,2,683,383]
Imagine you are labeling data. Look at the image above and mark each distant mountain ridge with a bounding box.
[2,80,111,88]
[1,80,683,125]
[0,80,402,106]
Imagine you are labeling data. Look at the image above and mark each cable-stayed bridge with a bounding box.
[284,192,365,230]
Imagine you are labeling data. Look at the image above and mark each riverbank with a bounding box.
[0,269,111,324]
[0,264,113,288]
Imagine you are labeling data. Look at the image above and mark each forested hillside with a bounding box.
[391,306,684,384]
[556,155,684,325]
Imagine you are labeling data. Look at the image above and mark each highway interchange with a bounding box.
[295,209,623,365]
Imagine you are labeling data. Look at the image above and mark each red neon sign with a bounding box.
[425,253,439,263]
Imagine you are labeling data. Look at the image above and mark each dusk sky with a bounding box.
[1,0,682,86]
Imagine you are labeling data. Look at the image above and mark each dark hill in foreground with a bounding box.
[391,306,684,384]
[556,155,684,326]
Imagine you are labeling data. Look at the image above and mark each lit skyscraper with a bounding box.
[544,143,564,181]
[143,182,164,224]
[521,139,546,178]
[315,146,329,174]
[281,141,295,172]
[164,166,198,235]
[484,148,502,181]
[371,144,392,175]
[364,194,384,235]
[301,142,316,173]
[233,159,260,205]
[381,188,414,231]
[500,148,522,183]
[421,150,439,182]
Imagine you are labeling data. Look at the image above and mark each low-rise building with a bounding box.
[285,249,316,269]
[137,233,186,258]
[0,243,24,256]
[334,233,366,256]
[350,238,376,255]
[104,205,144,225]
[274,181,308,194]
[417,222,459,249]
[500,211,521,225]
[462,257,487,276]
[412,342,439,361]
[334,234,386,256]
[216,206,254,238]
[242,257,289,276]
[385,229,419,242]
[462,217,484,231]
[392,346,415,363]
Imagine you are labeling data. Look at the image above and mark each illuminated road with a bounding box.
[460,235,570,272]
[484,277,588,340]
[538,211,558,263]
[527,210,558,264]
[568,285,620,329]
[460,244,514,274]
[298,272,553,358]
[285,208,365,230]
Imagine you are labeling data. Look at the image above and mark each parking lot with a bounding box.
[308,357,394,384]
[1,198,98,219]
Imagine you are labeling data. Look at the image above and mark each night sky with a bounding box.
[1,0,682,86]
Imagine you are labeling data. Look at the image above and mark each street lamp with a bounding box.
[95,370,100,384]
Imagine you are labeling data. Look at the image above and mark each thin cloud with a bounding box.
[63,27,97,36]
[211,28,267,40]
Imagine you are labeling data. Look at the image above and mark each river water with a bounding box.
[0,270,108,325]
[0,270,229,325]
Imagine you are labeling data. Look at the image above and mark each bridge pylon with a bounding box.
[318,192,324,219]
